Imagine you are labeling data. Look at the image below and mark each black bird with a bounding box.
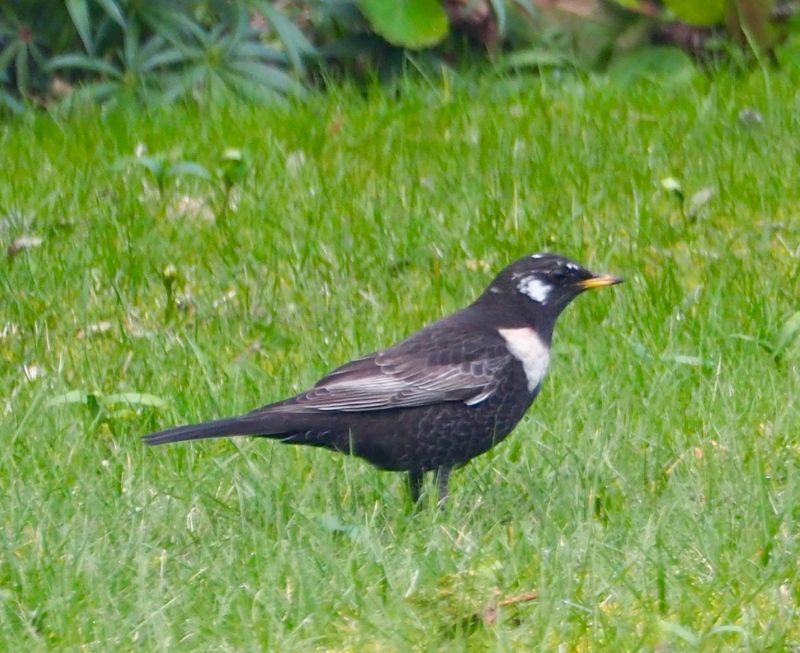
[144,253,622,503]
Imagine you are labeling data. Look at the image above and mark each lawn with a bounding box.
[1,69,799,651]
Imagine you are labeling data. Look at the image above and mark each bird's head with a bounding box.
[480,253,623,334]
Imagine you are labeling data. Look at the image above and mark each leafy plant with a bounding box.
[500,0,652,72]
[302,0,450,82]
[1,0,796,112]
[0,7,48,98]
[661,0,729,26]
[63,0,199,55]
[357,0,449,49]
[115,151,211,199]
[48,0,310,106]
[770,311,800,362]
[47,389,168,426]
[607,45,697,86]
[48,19,184,105]
[213,147,251,226]
[0,69,25,113]
[250,0,318,74]
[614,0,781,50]
[156,4,306,103]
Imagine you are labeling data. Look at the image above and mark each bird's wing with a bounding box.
[286,328,512,412]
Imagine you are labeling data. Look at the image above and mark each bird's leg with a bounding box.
[407,470,424,504]
[436,466,451,506]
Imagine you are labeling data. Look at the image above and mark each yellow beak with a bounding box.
[578,274,624,290]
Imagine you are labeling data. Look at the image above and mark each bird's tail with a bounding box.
[143,414,276,446]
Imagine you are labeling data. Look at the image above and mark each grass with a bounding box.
[1,68,800,651]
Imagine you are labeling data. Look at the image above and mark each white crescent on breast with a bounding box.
[497,327,550,392]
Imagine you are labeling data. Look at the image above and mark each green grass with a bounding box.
[1,69,800,651]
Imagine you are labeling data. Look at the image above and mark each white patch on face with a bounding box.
[566,262,579,271]
[498,327,550,392]
[530,253,544,259]
[517,276,551,303]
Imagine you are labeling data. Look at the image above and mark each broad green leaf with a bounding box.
[65,0,94,54]
[514,0,539,15]
[46,390,91,407]
[167,12,210,47]
[358,0,449,49]
[15,45,29,95]
[219,147,251,186]
[229,60,305,96]
[776,33,800,67]
[223,72,283,105]
[104,393,168,408]
[660,621,700,645]
[222,148,243,162]
[660,176,684,201]
[160,66,204,102]
[0,41,20,72]
[70,80,121,103]
[140,46,187,72]
[608,47,696,87]
[234,41,286,64]
[229,1,250,44]
[663,354,714,368]
[663,0,728,26]
[167,161,212,180]
[131,155,166,178]
[318,514,363,539]
[773,311,800,360]
[488,0,507,38]
[0,88,24,114]
[707,624,749,638]
[48,54,121,78]
[687,186,714,217]
[47,390,167,409]
[95,0,126,27]
[253,1,317,72]
[501,49,577,70]
[726,0,777,49]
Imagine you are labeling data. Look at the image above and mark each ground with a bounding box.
[1,69,799,651]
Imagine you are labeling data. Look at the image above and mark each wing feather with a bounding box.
[284,327,511,412]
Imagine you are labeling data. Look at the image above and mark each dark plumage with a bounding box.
[144,253,622,503]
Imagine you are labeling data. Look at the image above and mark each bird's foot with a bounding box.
[407,470,423,505]
[436,466,451,507]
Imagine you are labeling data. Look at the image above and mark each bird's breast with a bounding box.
[497,327,551,392]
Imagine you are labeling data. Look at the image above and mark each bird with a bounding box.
[144,253,622,504]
